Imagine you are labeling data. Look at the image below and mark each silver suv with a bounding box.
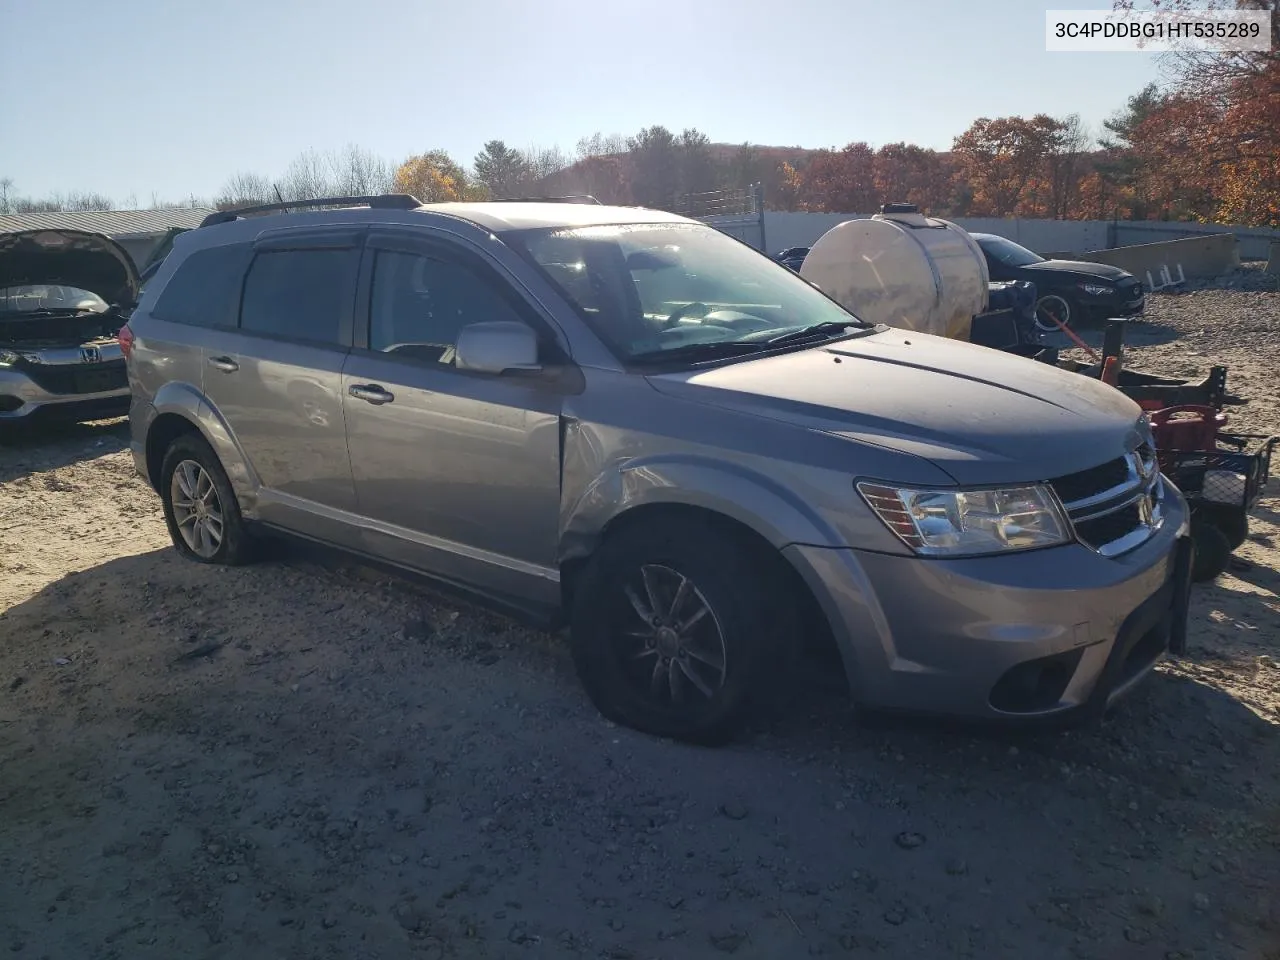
[124,195,1192,744]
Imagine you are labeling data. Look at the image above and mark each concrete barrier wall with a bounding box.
[761,211,1280,260]
[1079,234,1240,282]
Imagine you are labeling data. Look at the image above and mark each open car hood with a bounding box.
[0,229,140,307]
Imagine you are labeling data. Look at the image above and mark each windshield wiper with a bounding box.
[628,340,770,366]
[765,320,869,347]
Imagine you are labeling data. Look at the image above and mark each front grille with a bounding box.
[1074,502,1146,550]
[1049,444,1161,557]
[1050,457,1131,505]
[19,359,127,395]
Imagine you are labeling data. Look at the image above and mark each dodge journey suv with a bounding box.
[123,194,1191,744]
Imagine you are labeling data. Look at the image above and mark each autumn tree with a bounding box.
[1114,0,1280,225]
[394,150,469,202]
[796,142,878,213]
[473,140,531,197]
[1095,82,1169,218]
[872,143,953,213]
[951,115,1063,216]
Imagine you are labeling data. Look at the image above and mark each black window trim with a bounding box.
[354,230,572,370]
[235,229,367,350]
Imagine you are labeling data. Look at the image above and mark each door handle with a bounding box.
[348,383,395,405]
[208,355,239,373]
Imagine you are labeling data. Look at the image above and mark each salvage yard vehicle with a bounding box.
[123,194,1192,744]
[971,232,1146,332]
[0,229,134,428]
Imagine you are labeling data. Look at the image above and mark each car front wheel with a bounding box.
[569,517,793,745]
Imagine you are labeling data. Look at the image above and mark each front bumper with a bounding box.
[1084,289,1145,320]
[785,489,1189,720]
[0,363,129,423]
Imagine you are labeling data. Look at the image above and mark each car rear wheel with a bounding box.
[569,518,793,745]
[1034,294,1074,333]
[159,433,256,565]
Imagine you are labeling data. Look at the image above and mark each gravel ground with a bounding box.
[2,278,1279,960]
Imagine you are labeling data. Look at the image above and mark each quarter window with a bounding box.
[151,243,252,328]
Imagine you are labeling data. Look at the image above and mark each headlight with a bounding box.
[857,482,1071,556]
[1078,282,1113,297]
[0,349,19,366]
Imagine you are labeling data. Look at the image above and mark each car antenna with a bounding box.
[273,184,290,213]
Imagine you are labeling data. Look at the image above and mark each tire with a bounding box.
[1198,504,1250,552]
[569,518,795,745]
[159,432,256,566]
[1034,294,1074,333]
[1189,514,1232,582]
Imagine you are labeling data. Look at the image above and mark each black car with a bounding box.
[970,233,1145,332]
[774,246,810,272]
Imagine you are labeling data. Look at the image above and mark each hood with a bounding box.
[1021,259,1133,282]
[0,229,140,307]
[646,330,1147,486]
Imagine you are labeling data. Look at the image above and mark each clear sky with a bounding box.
[0,0,1164,205]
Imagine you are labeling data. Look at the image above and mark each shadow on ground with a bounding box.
[0,417,129,483]
[2,546,1278,959]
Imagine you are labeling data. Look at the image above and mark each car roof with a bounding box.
[422,201,692,232]
[189,201,695,244]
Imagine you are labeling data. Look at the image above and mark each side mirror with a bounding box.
[454,321,542,375]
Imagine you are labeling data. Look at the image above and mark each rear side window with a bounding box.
[240,248,358,346]
[151,243,252,328]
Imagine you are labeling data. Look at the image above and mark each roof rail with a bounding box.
[199,194,422,228]
[488,195,601,205]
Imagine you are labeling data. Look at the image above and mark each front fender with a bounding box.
[559,449,846,562]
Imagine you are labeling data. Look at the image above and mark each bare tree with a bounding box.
[1046,114,1091,219]
[575,132,626,160]
[0,178,12,215]
[278,150,335,202]
[525,145,570,183]
[216,172,274,210]
[327,144,394,196]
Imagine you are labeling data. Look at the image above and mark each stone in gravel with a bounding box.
[894,831,926,850]
[718,802,749,821]
[224,871,238,883]
[883,908,907,926]
[945,858,969,876]
[403,619,433,642]
[388,853,405,865]
[709,930,748,952]
[1136,895,1164,917]
[1192,893,1210,911]
[321,916,337,929]
[395,902,425,932]
[1125,927,1151,944]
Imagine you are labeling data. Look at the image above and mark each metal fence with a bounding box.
[677,183,766,251]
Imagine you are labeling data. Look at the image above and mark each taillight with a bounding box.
[117,322,135,360]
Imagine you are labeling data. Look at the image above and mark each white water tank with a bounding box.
[799,205,990,341]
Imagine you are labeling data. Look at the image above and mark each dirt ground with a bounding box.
[2,279,1279,960]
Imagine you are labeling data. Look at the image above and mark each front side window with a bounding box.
[368,249,532,366]
[240,248,357,345]
[151,243,252,328]
[979,236,1045,267]
[508,222,861,363]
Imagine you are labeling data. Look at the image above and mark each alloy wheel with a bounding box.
[614,563,728,705]
[170,459,224,558]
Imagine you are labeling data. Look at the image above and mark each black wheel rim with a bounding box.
[610,563,727,709]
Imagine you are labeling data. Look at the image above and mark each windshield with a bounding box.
[0,284,109,315]
[509,222,862,363]
[978,236,1045,267]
